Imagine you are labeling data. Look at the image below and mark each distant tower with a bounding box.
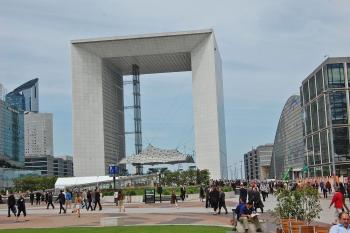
[0,83,6,100]
[6,78,39,112]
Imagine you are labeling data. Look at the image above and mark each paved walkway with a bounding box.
[0,193,338,231]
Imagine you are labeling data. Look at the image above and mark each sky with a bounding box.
[1,0,350,178]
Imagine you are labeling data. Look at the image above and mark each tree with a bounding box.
[13,176,57,192]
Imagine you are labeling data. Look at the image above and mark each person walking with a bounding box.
[205,186,211,208]
[35,192,41,205]
[87,190,93,211]
[56,190,66,214]
[29,191,34,206]
[46,192,54,209]
[252,187,264,213]
[239,184,248,203]
[16,194,27,222]
[180,186,186,201]
[170,190,178,208]
[75,193,82,218]
[118,190,125,212]
[330,187,344,224]
[218,187,228,214]
[7,192,16,217]
[260,183,269,202]
[94,188,102,211]
[329,212,350,233]
[114,190,119,206]
[210,186,220,215]
[326,180,332,194]
[199,185,205,202]
[65,190,72,209]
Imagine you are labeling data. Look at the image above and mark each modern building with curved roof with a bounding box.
[6,78,39,112]
[269,95,304,180]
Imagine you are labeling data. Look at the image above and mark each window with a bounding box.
[309,76,316,100]
[307,136,314,165]
[330,91,347,125]
[320,130,329,163]
[311,101,318,132]
[316,69,324,96]
[333,127,350,160]
[326,63,345,88]
[303,82,310,105]
[313,134,321,165]
[306,105,312,134]
[318,96,326,129]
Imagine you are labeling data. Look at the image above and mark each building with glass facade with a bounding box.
[6,78,39,112]
[244,143,273,181]
[0,99,24,168]
[300,57,350,177]
[25,155,54,176]
[269,95,304,179]
[0,168,41,190]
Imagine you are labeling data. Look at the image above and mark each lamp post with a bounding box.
[324,90,336,177]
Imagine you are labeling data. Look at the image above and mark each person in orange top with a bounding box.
[330,187,344,224]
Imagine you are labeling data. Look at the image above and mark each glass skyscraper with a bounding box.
[300,57,350,177]
[269,95,304,179]
[0,99,24,168]
[6,78,39,112]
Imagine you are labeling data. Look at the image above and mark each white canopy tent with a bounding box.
[55,176,113,190]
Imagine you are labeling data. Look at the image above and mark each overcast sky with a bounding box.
[1,0,350,177]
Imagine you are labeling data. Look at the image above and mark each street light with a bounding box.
[324,90,336,177]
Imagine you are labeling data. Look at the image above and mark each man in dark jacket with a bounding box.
[239,184,248,203]
[35,192,41,205]
[7,192,16,217]
[87,190,93,211]
[56,190,66,214]
[218,187,228,214]
[94,188,102,211]
[210,186,220,215]
[16,194,26,221]
[29,191,34,205]
[47,192,54,209]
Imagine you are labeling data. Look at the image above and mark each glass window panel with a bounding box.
[307,136,314,165]
[313,134,321,164]
[300,87,304,107]
[330,91,348,125]
[333,127,350,161]
[322,165,330,177]
[316,69,324,96]
[315,166,322,177]
[309,167,315,177]
[318,96,326,129]
[309,76,316,100]
[306,105,312,134]
[303,82,309,105]
[311,101,319,132]
[320,130,329,163]
[327,63,345,88]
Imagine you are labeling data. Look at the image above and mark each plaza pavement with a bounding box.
[0,193,337,231]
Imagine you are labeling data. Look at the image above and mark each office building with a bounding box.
[25,155,54,176]
[0,99,24,168]
[53,155,73,177]
[300,57,350,177]
[0,168,40,190]
[24,112,53,157]
[6,78,39,112]
[0,83,6,100]
[244,144,273,181]
[71,29,227,179]
[269,95,305,180]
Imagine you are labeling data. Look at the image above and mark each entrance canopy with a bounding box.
[119,144,194,165]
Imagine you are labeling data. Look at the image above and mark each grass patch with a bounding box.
[0,225,231,233]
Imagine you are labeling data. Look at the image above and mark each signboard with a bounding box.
[144,188,155,203]
[109,165,119,176]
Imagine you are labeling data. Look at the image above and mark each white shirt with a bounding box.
[329,224,350,233]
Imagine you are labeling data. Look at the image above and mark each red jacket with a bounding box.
[330,191,344,209]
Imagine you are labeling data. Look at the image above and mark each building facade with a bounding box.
[0,168,40,190]
[0,83,6,101]
[53,155,73,177]
[300,57,350,177]
[0,99,24,168]
[24,112,53,157]
[6,78,39,112]
[25,155,54,176]
[269,95,305,180]
[244,144,273,181]
[71,29,227,179]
